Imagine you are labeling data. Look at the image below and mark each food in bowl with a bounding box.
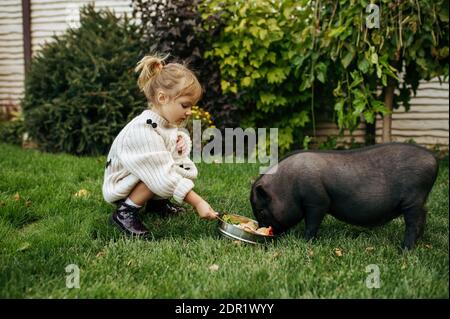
[221,213,274,236]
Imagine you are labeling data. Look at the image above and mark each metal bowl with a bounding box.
[217,213,276,245]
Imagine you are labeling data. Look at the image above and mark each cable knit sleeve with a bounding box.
[116,120,194,204]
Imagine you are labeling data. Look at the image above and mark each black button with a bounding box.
[146,119,153,125]
[152,123,157,128]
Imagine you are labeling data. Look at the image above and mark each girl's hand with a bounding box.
[195,200,219,220]
[176,135,187,155]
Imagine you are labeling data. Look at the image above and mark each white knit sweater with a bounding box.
[102,109,198,204]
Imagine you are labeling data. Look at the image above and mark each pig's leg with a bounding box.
[401,201,427,250]
[303,206,328,241]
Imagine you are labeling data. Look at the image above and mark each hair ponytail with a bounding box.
[135,55,167,92]
[134,53,202,108]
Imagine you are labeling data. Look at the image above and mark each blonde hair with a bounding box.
[135,54,203,107]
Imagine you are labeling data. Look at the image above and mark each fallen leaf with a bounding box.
[271,252,281,259]
[401,263,407,270]
[334,248,343,257]
[209,264,219,271]
[0,200,5,206]
[232,240,242,246]
[365,246,375,252]
[127,260,133,266]
[25,200,32,207]
[17,242,31,252]
[424,244,432,249]
[96,251,106,258]
[74,189,89,197]
[307,248,314,257]
[13,192,20,201]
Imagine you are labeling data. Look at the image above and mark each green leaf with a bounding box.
[221,80,230,91]
[267,52,277,63]
[259,92,277,105]
[303,135,312,150]
[259,29,268,40]
[370,51,378,65]
[364,110,374,124]
[341,51,354,68]
[249,26,260,38]
[376,64,382,78]
[372,100,387,114]
[358,58,370,74]
[283,7,292,20]
[349,71,363,88]
[299,77,312,91]
[243,38,253,51]
[334,99,345,128]
[328,26,346,38]
[257,18,266,26]
[239,4,248,17]
[266,67,287,84]
[293,55,306,69]
[439,4,449,21]
[381,74,387,86]
[17,242,31,252]
[251,71,261,79]
[315,62,327,83]
[241,77,252,87]
[289,110,310,127]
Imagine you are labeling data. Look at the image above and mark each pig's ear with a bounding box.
[255,184,271,202]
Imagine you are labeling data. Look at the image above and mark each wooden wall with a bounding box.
[0,0,24,113]
[375,78,449,149]
[313,77,449,150]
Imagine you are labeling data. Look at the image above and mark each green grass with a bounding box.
[0,142,448,298]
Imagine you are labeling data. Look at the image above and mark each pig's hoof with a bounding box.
[304,234,317,242]
[400,241,416,251]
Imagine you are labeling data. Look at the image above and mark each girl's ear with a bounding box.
[157,91,168,105]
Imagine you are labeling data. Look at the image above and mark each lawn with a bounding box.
[0,142,448,298]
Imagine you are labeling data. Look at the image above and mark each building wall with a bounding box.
[313,77,449,150]
[31,0,133,55]
[0,0,24,112]
[375,78,449,149]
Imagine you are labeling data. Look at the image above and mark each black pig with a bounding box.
[250,143,439,249]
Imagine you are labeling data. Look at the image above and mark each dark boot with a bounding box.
[144,199,186,216]
[110,202,149,237]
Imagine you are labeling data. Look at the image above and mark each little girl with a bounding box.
[102,54,218,237]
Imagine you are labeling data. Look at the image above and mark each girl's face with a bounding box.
[156,91,193,125]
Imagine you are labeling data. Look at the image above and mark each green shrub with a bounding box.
[0,120,24,146]
[201,0,449,153]
[22,5,146,155]
[131,0,240,129]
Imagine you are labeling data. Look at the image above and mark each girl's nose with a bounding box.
[186,109,192,116]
